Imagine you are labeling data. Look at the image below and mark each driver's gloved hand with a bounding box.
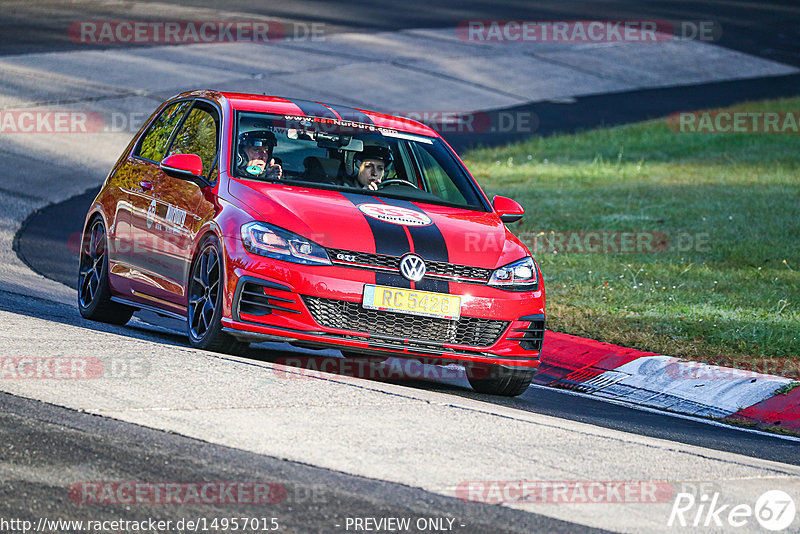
[265,157,283,180]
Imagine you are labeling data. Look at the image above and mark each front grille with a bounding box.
[303,296,509,347]
[328,249,397,270]
[427,259,492,281]
[513,315,546,351]
[326,248,492,283]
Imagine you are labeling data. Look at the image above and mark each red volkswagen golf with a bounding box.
[79,90,545,396]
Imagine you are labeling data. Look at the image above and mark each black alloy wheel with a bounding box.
[77,217,133,325]
[187,236,247,354]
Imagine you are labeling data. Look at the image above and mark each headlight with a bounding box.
[488,256,539,290]
[241,222,331,265]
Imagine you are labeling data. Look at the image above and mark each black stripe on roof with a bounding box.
[289,99,339,120]
[325,104,374,125]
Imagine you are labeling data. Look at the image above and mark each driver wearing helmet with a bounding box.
[347,145,392,190]
[237,130,283,180]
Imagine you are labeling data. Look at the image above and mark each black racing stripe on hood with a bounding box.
[289,99,338,120]
[340,192,411,288]
[377,198,450,293]
[325,104,374,125]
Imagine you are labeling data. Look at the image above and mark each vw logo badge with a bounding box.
[399,254,426,282]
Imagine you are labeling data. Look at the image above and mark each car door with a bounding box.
[111,99,192,300]
[148,101,220,308]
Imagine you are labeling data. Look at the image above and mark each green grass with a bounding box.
[464,97,800,377]
[774,382,800,395]
[723,417,800,437]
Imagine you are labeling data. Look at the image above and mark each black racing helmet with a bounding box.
[238,130,277,162]
[354,144,393,169]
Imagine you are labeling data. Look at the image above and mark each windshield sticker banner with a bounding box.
[283,115,397,135]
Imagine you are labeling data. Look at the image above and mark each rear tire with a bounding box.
[187,235,247,355]
[77,217,134,325]
[466,364,536,396]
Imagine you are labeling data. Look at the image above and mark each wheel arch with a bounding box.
[188,222,226,268]
[186,223,232,312]
[82,204,108,234]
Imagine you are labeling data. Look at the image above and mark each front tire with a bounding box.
[466,364,536,396]
[187,235,247,355]
[78,217,134,325]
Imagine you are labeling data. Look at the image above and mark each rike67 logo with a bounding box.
[669,489,796,531]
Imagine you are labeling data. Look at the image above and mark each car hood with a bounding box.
[229,180,529,269]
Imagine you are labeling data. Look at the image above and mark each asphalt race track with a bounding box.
[2,2,800,533]
[15,187,800,468]
[1,391,593,534]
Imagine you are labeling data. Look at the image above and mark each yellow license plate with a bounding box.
[362,285,461,320]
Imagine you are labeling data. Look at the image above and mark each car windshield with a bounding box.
[232,111,487,210]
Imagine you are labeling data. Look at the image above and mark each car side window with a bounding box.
[136,101,192,162]
[168,106,219,178]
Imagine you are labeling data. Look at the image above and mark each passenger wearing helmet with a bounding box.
[349,145,392,190]
[237,130,282,180]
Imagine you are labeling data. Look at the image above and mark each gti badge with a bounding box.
[336,253,357,262]
[399,254,426,282]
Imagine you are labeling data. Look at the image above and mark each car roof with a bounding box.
[211,91,439,138]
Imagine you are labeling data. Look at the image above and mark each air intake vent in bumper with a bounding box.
[513,314,546,351]
[235,278,300,318]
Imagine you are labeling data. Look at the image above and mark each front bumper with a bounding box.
[220,239,545,368]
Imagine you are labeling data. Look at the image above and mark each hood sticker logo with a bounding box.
[358,203,432,226]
